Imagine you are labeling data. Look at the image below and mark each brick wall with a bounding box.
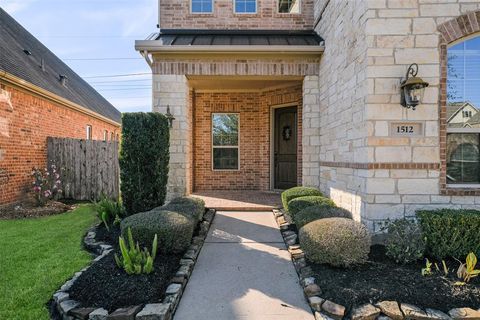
[159,0,314,30]
[192,85,302,191]
[0,85,120,205]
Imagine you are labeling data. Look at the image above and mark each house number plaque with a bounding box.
[390,122,423,137]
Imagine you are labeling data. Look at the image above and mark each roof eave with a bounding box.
[0,70,122,126]
[135,40,324,55]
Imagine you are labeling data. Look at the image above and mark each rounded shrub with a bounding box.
[294,205,352,229]
[163,196,205,222]
[287,196,336,219]
[299,218,371,267]
[281,186,323,211]
[121,210,194,254]
[385,219,425,264]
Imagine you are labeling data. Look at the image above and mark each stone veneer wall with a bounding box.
[313,0,369,222]
[314,0,480,230]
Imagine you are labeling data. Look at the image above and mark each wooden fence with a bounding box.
[47,137,120,201]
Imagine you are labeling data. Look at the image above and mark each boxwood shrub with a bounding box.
[294,205,352,229]
[163,196,205,222]
[287,196,336,220]
[120,113,169,215]
[281,186,323,211]
[121,209,194,254]
[416,209,480,259]
[299,218,371,267]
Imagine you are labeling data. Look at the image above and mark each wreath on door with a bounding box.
[282,126,292,141]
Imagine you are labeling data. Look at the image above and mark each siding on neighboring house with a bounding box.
[0,85,120,205]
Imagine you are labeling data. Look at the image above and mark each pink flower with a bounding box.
[56,180,61,185]
[33,186,41,192]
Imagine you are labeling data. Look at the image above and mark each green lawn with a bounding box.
[0,205,98,320]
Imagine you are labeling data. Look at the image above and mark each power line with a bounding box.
[96,88,151,91]
[64,57,143,61]
[88,79,151,84]
[83,72,151,79]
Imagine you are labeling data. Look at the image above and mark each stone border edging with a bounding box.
[51,209,216,320]
[272,209,480,320]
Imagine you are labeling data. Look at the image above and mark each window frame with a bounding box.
[103,130,108,141]
[211,113,240,171]
[190,0,214,14]
[86,125,92,140]
[446,35,480,186]
[277,0,301,14]
[233,0,257,14]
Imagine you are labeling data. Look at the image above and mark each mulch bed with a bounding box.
[68,224,185,312]
[309,244,480,314]
[0,200,73,219]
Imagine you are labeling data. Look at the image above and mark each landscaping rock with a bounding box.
[302,277,315,287]
[54,291,70,303]
[60,279,76,292]
[376,301,403,320]
[283,230,296,237]
[273,210,283,218]
[401,303,429,320]
[107,306,142,320]
[163,292,180,307]
[199,221,210,236]
[449,308,480,320]
[191,236,204,246]
[175,265,191,279]
[304,284,322,297]
[315,312,336,320]
[183,249,197,260]
[425,309,452,320]
[321,300,345,320]
[377,316,393,320]
[169,276,186,286]
[89,308,108,320]
[59,300,80,315]
[308,296,324,312]
[165,283,182,295]
[285,235,298,245]
[179,259,194,267]
[277,216,287,225]
[280,223,290,231]
[300,266,313,278]
[69,307,96,320]
[136,303,171,320]
[351,304,381,320]
[289,247,305,259]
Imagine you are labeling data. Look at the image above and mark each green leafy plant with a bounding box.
[421,258,432,276]
[385,219,425,264]
[120,113,170,215]
[114,227,158,275]
[294,205,352,229]
[93,196,124,230]
[456,252,480,283]
[281,187,323,211]
[287,196,337,220]
[442,260,449,276]
[416,209,480,259]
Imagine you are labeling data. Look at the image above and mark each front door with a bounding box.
[274,106,298,190]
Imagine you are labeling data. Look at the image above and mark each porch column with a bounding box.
[153,74,192,201]
[302,75,321,188]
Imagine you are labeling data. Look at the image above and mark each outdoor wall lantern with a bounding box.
[400,63,429,110]
[165,105,175,128]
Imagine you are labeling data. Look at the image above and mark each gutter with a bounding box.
[0,70,121,127]
[135,41,325,55]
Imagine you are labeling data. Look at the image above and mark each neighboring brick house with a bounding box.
[136,0,480,230]
[0,9,121,205]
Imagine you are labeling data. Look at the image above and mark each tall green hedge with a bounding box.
[120,113,170,215]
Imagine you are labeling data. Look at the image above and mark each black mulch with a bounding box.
[68,251,182,312]
[309,245,480,315]
[68,223,190,312]
[0,200,73,219]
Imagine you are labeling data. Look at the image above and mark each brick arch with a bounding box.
[438,10,480,196]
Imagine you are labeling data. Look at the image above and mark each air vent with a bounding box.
[23,49,32,56]
[59,74,68,87]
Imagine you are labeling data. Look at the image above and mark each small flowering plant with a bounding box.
[31,163,62,206]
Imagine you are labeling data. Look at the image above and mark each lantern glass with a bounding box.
[404,83,426,107]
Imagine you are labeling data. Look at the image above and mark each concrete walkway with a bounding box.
[174,211,314,320]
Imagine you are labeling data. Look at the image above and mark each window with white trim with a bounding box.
[212,113,239,170]
[191,0,213,13]
[446,35,480,184]
[103,130,108,141]
[278,0,299,13]
[86,125,92,140]
[234,0,256,13]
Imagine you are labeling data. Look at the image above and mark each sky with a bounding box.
[1,0,158,113]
